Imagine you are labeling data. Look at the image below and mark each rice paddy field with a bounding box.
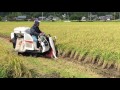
[0,38,102,78]
[1,21,120,77]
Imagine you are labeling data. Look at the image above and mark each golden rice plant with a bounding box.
[0,38,39,78]
[1,22,120,66]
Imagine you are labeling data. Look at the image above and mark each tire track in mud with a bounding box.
[1,36,120,78]
[0,34,10,41]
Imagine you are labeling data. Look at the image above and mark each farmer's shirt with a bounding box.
[30,25,42,38]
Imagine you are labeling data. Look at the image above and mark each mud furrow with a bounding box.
[58,49,120,78]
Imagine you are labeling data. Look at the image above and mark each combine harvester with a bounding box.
[10,27,58,59]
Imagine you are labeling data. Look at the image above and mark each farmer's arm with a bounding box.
[30,28,40,36]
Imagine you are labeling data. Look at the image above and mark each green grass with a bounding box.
[24,57,101,78]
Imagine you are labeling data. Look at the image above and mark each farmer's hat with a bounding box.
[34,19,40,25]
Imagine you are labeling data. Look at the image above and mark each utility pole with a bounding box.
[67,12,69,21]
[54,12,55,17]
[88,12,89,21]
[114,12,116,20]
[42,12,43,21]
[88,12,92,21]
[119,12,120,19]
[90,12,92,21]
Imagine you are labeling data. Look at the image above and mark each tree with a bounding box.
[69,12,85,20]
[0,16,2,21]
[0,12,118,21]
[70,15,80,20]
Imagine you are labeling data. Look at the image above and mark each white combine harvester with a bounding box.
[10,27,57,59]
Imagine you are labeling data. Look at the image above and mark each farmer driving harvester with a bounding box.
[10,19,57,59]
[30,19,44,51]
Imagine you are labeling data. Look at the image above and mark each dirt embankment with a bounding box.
[1,36,120,78]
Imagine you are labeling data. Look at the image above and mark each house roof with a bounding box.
[17,16,26,19]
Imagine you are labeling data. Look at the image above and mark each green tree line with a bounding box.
[0,12,119,20]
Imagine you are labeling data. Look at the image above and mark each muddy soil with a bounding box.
[76,61,120,78]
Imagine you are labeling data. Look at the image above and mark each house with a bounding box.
[98,15,113,21]
[81,16,86,21]
[46,15,60,21]
[52,17,60,21]
[88,15,98,21]
[98,16,106,21]
[46,15,54,21]
[38,17,46,20]
[2,16,7,21]
[16,16,27,21]
[105,15,113,20]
